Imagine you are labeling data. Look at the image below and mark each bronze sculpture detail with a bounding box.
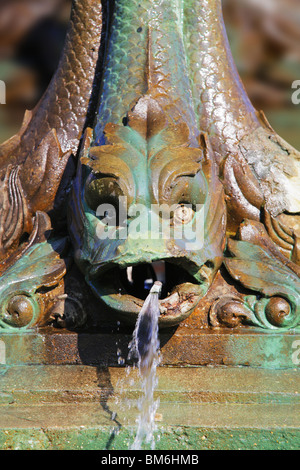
[0,0,300,332]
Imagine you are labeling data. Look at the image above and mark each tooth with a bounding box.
[126,266,133,284]
[152,261,166,285]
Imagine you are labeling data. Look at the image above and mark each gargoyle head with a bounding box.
[69,97,226,327]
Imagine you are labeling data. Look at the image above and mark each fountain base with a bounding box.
[0,327,299,368]
[1,324,300,450]
[0,364,299,450]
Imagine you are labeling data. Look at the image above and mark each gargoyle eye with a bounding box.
[85,177,124,213]
[173,204,195,225]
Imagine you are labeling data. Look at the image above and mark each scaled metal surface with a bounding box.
[1,0,300,333]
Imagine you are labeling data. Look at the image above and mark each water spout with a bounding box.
[128,281,162,450]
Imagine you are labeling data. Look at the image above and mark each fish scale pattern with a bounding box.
[183,0,300,216]
[183,0,260,163]
[94,0,151,143]
[147,0,199,144]
[1,0,103,164]
[2,0,298,219]
[94,0,199,146]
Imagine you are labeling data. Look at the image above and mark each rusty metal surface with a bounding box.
[1,365,299,404]
[0,326,299,368]
[0,364,299,449]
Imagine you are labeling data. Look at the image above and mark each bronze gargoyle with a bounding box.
[0,0,300,331]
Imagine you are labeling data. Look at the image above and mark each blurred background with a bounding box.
[0,0,299,148]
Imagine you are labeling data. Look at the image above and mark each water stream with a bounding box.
[128,281,162,450]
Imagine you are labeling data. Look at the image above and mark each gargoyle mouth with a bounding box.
[92,260,205,327]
